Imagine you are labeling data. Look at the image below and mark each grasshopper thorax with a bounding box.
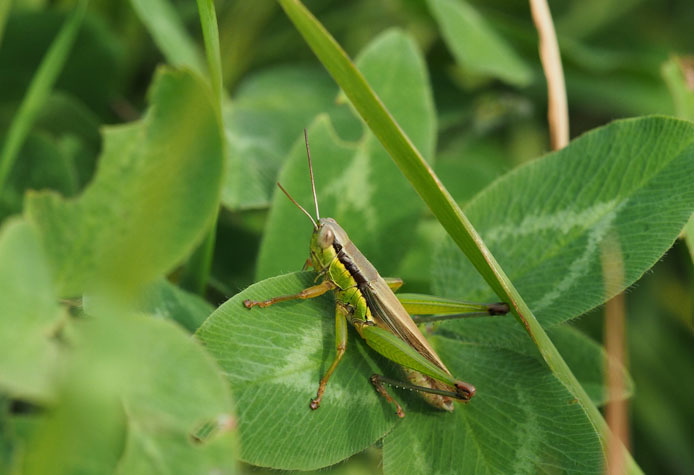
[310,218,350,272]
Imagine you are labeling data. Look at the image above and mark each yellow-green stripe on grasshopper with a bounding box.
[244,130,509,417]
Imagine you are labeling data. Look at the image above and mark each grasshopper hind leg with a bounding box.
[370,371,475,417]
[370,374,406,418]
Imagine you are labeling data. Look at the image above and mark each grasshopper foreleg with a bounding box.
[243,280,335,308]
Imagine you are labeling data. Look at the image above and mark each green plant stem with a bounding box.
[277,0,642,472]
[180,211,218,295]
[0,0,12,48]
[0,1,86,193]
[181,0,224,295]
[129,0,206,74]
[196,0,223,109]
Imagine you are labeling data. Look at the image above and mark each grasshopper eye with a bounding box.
[318,227,334,248]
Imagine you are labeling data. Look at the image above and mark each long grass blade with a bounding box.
[0,1,86,192]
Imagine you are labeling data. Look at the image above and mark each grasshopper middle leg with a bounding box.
[310,303,350,410]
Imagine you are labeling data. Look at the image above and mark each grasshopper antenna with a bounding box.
[304,129,320,221]
[277,182,318,230]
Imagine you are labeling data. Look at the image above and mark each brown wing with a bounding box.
[361,278,451,375]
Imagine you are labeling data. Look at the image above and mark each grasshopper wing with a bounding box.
[362,278,451,375]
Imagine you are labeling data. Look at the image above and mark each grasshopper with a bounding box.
[244,131,509,417]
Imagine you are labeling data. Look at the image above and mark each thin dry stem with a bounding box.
[530,0,569,150]
[600,235,630,475]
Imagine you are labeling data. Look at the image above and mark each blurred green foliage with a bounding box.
[0,0,692,474]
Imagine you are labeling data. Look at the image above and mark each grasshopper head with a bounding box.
[310,218,349,271]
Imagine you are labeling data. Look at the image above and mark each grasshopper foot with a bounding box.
[310,380,328,410]
[243,299,271,309]
[488,302,510,315]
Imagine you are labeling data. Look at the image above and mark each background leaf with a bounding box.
[129,0,205,74]
[100,316,237,474]
[548,326,633,406]
[623,258,694,472]
[1,0,691,473]
[25,68,224,296]
[436,321,632,407]
[197,272,607,473]
[222,66,338,209]
[136,278,215,333]
[0,8,123,117]
[256,29,435,280]
[0,92,102,222]
[273,6,635,470]
[433,116,694,327]
[0,219,62,401]
[0,133,77,222]
[196,272,396,470]
[18,314,237,474]
[382,338,604,474]
[19,381,125,475]
[427,0,534,87]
